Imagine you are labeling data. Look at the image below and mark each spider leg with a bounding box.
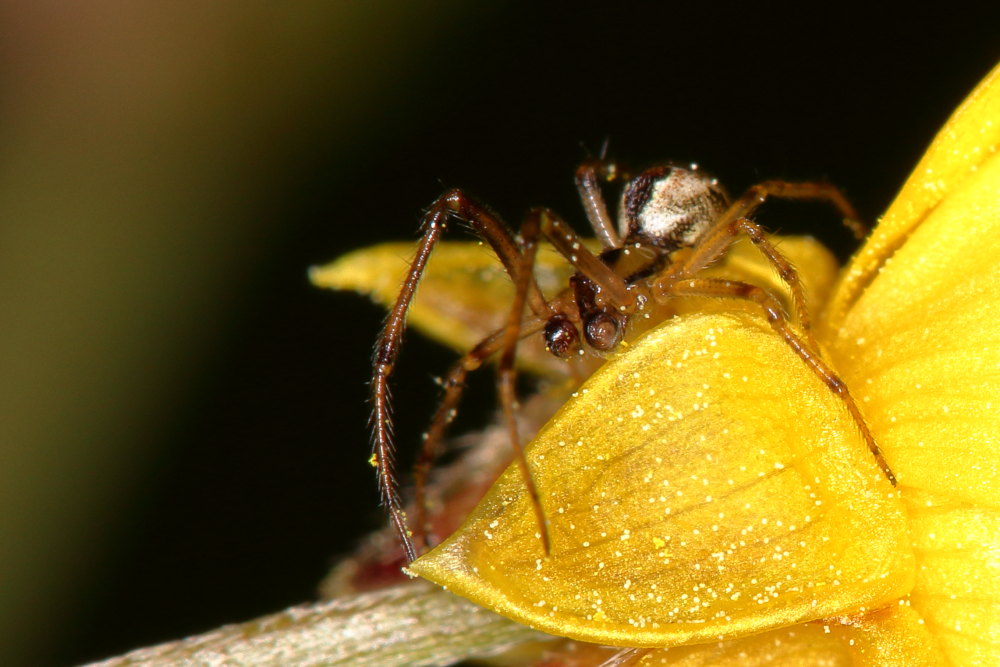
[653,276,896,485]
[538,208,635,310]
[412,329,501,554]
[498,209,552,553]
[575,160,622,249]
[724,179,868,240]
[674,215,817,348]
[412,209,556,554]
[372,188,553,561]
[675,180,869,353]
[408,322,535,550]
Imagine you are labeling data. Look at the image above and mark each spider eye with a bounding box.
[584,311,622,351]
[544,315,580,359]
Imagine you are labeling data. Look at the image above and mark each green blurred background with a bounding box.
[0,2,994,665]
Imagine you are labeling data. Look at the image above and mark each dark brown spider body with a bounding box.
[372,157,895,562]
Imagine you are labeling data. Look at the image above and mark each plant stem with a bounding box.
[85,580,549,667]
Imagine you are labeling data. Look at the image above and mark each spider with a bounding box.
[372,159,896,562]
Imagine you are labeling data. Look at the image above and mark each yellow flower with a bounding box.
[317,63,1000,665]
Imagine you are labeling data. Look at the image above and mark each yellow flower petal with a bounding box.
[828,603,944,667]
[409,311,912,647]
[828,150,1000,505]
[310,241,580,376]
[824,62,1000,330]
[903,489,1000,664]
[823,63,1000,664]
[625,604,941,666]
[635,622,853,666]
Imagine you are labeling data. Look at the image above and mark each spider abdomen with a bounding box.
[620,164,730,250]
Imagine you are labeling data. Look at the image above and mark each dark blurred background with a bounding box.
[0,2,993,665]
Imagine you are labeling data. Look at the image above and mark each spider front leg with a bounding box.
[654,275,896,486]
[411,209,555,554]
[372,189,552,561]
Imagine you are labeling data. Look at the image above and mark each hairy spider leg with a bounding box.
[498,210,552,553]
[372,189,552,561]
[412,209,568,554]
